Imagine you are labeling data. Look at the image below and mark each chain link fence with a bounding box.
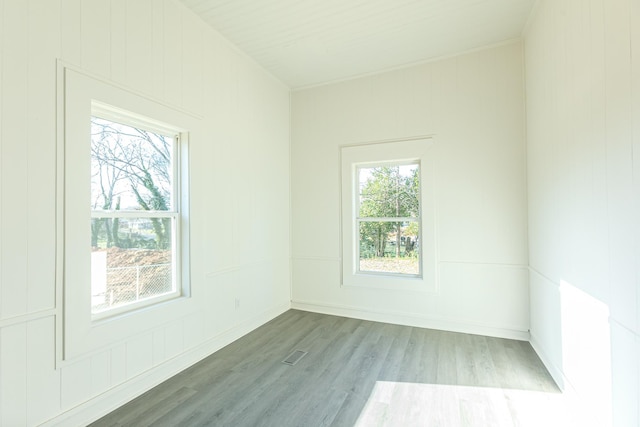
[93,263,173,310]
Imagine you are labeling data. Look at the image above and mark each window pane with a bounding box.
[358,164,420,218]
[358,220,420,275]
[91,116,174,211]
[91,217,175,314]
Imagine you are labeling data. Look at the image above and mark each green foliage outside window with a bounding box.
[358,164,420,275]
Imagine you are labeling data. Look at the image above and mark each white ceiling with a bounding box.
[180,0,536,89]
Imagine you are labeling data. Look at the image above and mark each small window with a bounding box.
[90,106,181,318]
[356,163,421,276]
[341,138,436,291]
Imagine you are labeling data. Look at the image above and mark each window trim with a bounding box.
[60,66,195,361]
[340,138,437,292]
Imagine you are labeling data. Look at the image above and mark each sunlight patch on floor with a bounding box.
[355,381,597,427]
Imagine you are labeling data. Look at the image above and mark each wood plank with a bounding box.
[109,0,127,85]
[27,0,59,313]
[60,0,81,66]
[0,0,28,319]
[61,357,92,411]
[26,317,60,426]
[0,324,27,426]
[162,0,182,107]
[151,0,165,99]
[126,0,154,96]
[125,333,154,380]
[90,310,580,427]
[181,10,204,114]
[604,0,635,331]
[91,351,111,399]
[110,343,127,387]
[81,0,110,78]
[0,0,3,322]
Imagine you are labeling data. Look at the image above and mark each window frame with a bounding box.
[355,161,422,278]
[60,66,195,361]
[89,103,183,320]
[341,138,437,292]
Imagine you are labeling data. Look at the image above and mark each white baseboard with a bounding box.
[529,332,565,390]
[291,300,530,341]
[42,302,290,427]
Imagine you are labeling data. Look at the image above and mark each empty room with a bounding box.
[0,0,638,426]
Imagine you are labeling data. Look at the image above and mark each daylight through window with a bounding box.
[356,163,421,276]
[90,113,180,316]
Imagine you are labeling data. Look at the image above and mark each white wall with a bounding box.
[0,1,290,425]
[291,42,529,339]
[525,0,640,425]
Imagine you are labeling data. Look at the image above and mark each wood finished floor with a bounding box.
[90,310,592,427]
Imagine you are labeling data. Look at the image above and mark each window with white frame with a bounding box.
[356,162,421,276]
[90,105,181,317]
[61,67,194,360]
[341,138,436,291]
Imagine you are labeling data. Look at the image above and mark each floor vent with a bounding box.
[282,350,308,366]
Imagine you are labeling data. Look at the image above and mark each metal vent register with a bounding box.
[282,350,308,366]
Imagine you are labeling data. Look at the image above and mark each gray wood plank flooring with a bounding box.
[90,310,592,427]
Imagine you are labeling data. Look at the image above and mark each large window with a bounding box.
[341,138,436,291]
[90,108,181,317]
[61,67,194,360]
[357,163,421,276]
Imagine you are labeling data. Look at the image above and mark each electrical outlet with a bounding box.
[235,298,240,310]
